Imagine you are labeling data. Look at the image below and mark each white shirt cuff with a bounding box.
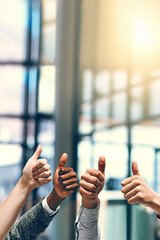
[42,196,60,216]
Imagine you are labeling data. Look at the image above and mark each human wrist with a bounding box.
[82,198,100,209]
[150,192,160,216]
[17,177,32,196]
[47,188,65,211]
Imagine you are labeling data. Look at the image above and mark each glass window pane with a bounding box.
[113,70,127,91]
[38,179,53,199]
[38,120,55,144]
[31,0,41,62]
[40,145,55,163]
[41,24,56,63]
[95,71,110,96]
[131,125,160,147]
[78,120,93,135]
[150,70,160,78]
[41,0,56,64]
[105,204,126,240]
[106,144,128,182]
[28,69,37,115]
[38,66,55,113]
[131,71,144,85]
[77,139,92,179]
[130,87,144,121]
[0,66,25,114]
[94,97,110,129]
[93,126,127,144]
[0,0,28,61]
[0,144,22,166]
[78,103,93,134]
[0,118,23,143]
[110,126,128,144]
[112,92,127,123]
[27,120,35,147]
[81,70,94,102]
[149,79,160,115]
[26,148,35,163]
[42,0,56,22]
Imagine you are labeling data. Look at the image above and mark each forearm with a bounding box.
[0,177,31,240]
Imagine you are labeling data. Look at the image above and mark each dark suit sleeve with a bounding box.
[5,201,58,240]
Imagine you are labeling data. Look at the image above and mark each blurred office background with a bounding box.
[1,0,160,240]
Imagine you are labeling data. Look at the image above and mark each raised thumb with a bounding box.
[32,145,42,160]
[98,156,106,175]
[132,161,140,176]
[58,153,68,169]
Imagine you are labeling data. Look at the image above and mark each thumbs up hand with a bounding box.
[121,161,159,208]
[21,145,52,192]
[79,156,106,209]
[53,153,78,199]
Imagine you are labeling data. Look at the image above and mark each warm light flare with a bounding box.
[132,19,152,49]
[132,17,154,51]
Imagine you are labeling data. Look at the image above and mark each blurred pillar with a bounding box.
[50,1,79,240]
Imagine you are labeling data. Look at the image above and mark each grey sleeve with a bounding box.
[75,205,100,240]
[5,201,58,240]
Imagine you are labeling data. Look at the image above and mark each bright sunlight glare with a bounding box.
[132,18,153,50]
